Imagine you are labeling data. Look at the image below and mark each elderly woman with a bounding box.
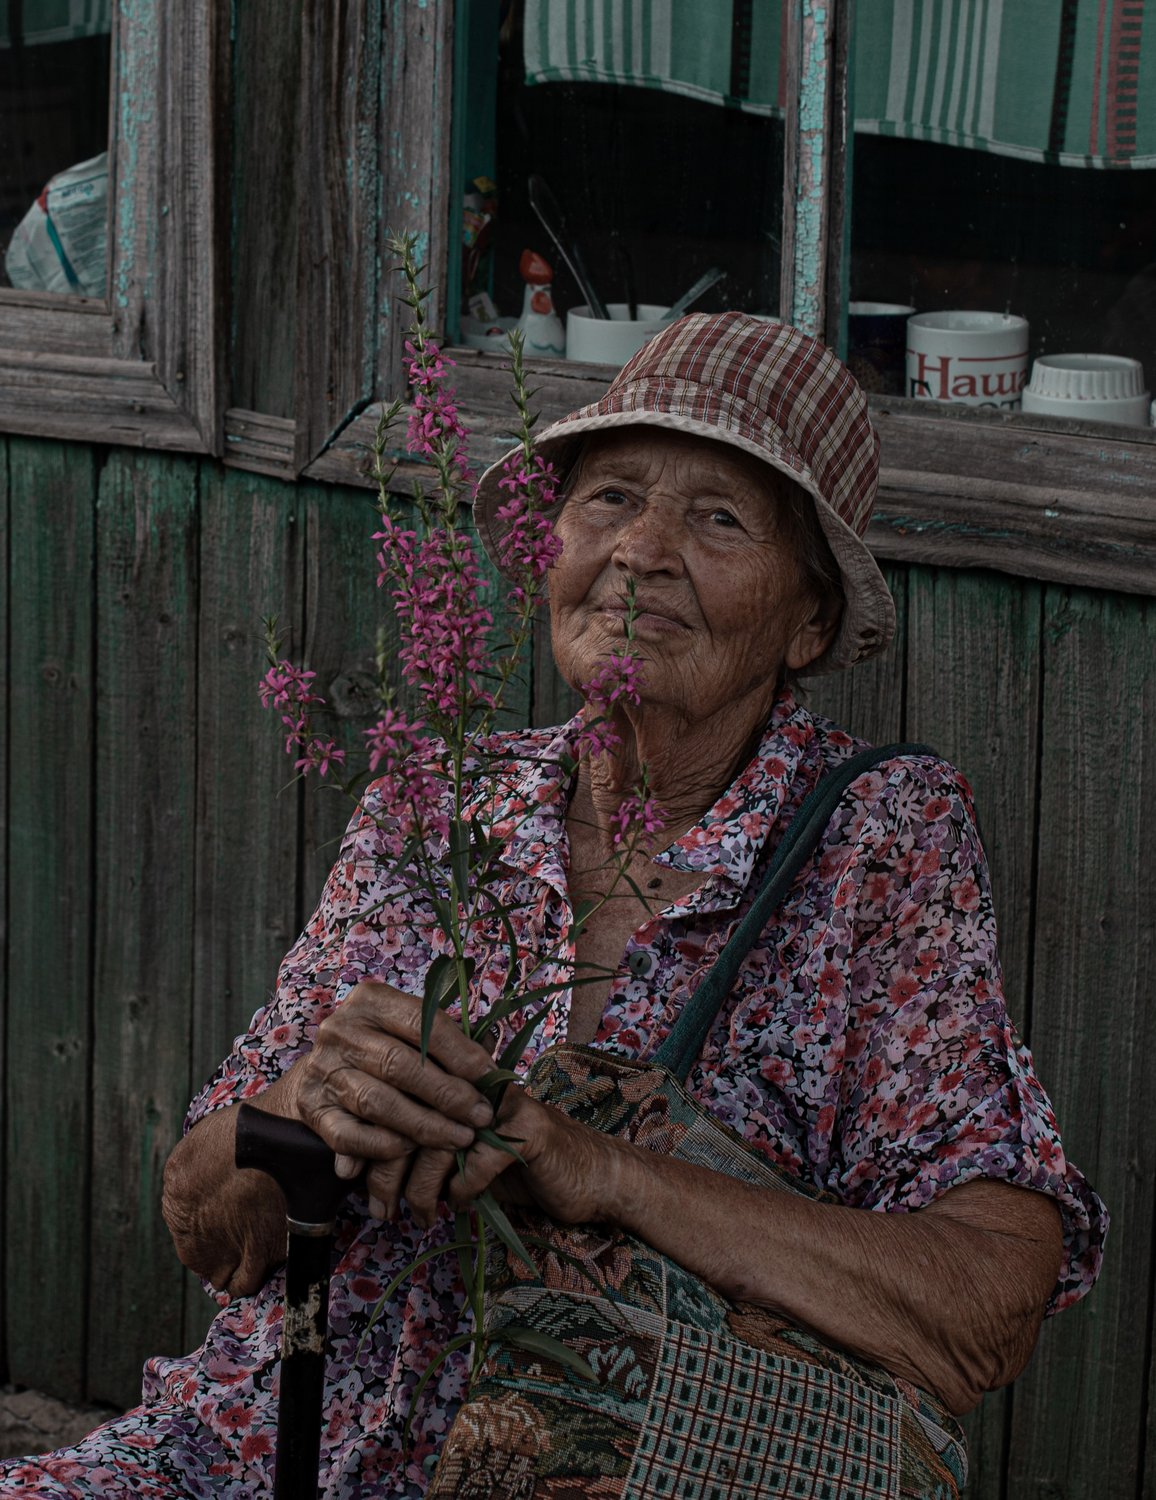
[2,314,1105,1497]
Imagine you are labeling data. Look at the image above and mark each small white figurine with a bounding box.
[516,249,566,358]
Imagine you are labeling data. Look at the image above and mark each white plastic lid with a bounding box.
[1027,353,1146,402]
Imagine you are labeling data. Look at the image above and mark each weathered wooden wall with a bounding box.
[1,434,1152,1498]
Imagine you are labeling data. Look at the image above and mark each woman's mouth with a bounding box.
[599,600,688,633]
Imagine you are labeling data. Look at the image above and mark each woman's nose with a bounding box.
[611,502,685,575]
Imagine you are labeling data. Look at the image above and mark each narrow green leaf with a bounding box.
[474,1126,526,1164]
[449,817,472,907]
[430,896,457,935]
[359,1238,476,1353]
[490,1323,597,1383]
[476,1191,538,1275]
[474,1067,520,1093]
[573,897,599,933]
[496,1004,553,1073]
[402,1332,477,1448]
[421,954,457,1059]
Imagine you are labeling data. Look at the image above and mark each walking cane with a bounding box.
[235,1103,351,1500]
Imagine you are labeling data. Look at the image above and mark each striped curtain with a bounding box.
[0,0,112,47]
[523,0,788,114]
[524,0,1156,167]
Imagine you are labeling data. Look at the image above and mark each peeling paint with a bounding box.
[791,0,830,335]
[283,1282,326,1356]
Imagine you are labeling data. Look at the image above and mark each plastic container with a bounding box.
[1021,354,1151,427]
[460,315,517,352]
[847,301,916,395]
[565,303,671,365]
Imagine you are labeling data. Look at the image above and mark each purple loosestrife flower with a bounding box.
[609,790,667,850]
[295,739,346,778]
[583,652,646,713]
[381,530,495,717]
[260,661,320,710]
[575,718,621,758]
[403,339,474,484]
[363,709,447,844]
[495,453,563,604]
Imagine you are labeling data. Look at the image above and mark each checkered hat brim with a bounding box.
[474,312,895,673]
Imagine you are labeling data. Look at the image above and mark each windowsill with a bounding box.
[293,346,1156,597]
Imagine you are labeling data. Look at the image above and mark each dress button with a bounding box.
[627,949,656,979]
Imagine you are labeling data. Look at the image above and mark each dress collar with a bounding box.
[467,690,817,915]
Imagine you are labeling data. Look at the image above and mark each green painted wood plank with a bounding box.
[4,438,97,1401]
[903,567,1042,1030]
[231,0,302,417]
[901,565,1044,1500]
[0,437,6,1387]
[474,516,533,735]
[87,451,200,1407]
[300,481,383,905]
[806,562,908,744]
[1008,587,1155,1498]
[182,463,305,1353]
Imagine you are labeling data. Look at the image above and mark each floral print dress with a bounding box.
[0,693,1108,1498]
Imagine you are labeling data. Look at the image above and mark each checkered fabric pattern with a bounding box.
[474,311,896,673]
[625,1324,901,1499]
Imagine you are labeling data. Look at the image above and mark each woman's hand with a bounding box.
[293,980,499,1218]
[401,1087,618,1229]
[297,981,620,1229]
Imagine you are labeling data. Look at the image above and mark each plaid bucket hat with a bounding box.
[474,311,895,674]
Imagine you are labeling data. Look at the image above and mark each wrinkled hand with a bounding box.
[293,980,495,1210]
[295,980,616,1229]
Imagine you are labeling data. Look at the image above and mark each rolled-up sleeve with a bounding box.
[825,757,1108,1314]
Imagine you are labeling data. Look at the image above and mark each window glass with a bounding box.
[454,0,785,361]
[1,0,112,296]
[848,2,1156,426]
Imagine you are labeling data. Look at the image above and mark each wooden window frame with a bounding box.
[1,0,1151,595]
[309,0,1155,597]
[0,0,227,454]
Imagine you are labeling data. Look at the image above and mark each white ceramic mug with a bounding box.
[906,311,1029,409]
[566,303,671,365]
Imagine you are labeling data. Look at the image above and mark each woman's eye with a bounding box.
[708,507,740,527]
[596,488,629,506]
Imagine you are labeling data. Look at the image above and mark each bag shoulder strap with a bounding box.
[653,742,935,1083]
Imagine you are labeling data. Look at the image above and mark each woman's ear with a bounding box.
[784,598,840,672]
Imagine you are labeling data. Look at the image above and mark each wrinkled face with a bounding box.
[548,428,835,723]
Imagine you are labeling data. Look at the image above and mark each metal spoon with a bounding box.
[528,173,610,319]
[661,266,726,322]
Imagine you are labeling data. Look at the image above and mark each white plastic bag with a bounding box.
[5,151,108,296]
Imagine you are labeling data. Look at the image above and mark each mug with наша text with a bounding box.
[906,311,1029,409]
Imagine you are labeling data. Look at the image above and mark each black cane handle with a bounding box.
[235,1102,351,1229]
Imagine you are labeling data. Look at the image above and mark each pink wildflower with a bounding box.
[575,719,621,758]
[364,707,427,775]
[609,790,667,849]
[363,710,448,842]
[376,526,495,718]
[583,653,646,713]
[259,661,319,710]
[402,337,473,481]
[373,512,417,587]
[495,453,563,584]
[294,739,346,778]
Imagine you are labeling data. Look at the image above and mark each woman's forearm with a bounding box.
[595,1140,1063,1414]
[162,1068,305,1296]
